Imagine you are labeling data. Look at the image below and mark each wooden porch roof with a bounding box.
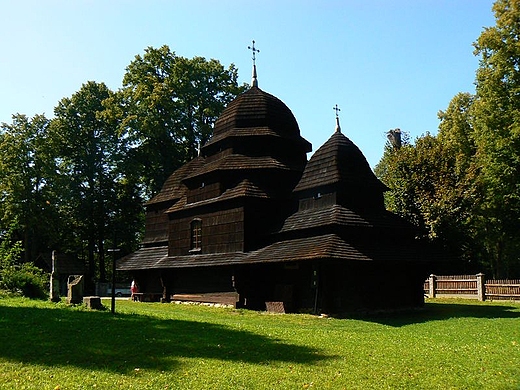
[117,233,435,271]
[117,234,368,271]
[117,246,169,270]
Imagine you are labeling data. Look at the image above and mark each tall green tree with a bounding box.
[376,130,473,254]
[50,81,123,283]
[0,114,60,262]
[106,45,246,197]
[377,0,520,277]
[471,0,520,277]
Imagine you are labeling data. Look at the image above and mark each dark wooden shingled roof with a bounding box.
[117,231,435,271]
[281,204,371,231]
[204,86,311,151]
[183,154,298,181]
[146,157,205,206]
[244,234,372,263]
[208,126,289,141]
[117,246,168,270]
[167,179,270,213]
[117,234,371,270]
[294,130,387,193]
[280,204,416,232]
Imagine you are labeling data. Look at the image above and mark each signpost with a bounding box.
[107,248,121,314]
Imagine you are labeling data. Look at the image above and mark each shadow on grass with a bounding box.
[347,300,520,327]
[0,304,328,374]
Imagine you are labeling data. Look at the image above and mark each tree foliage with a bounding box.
[376,0,520,277]
[0,46,245,291]
[471,0,520,277]
[50,81,124,283]
[0,114,60,262]
[106,45,247,197]
[0,237,47,299]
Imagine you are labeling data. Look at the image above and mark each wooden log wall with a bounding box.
[169,207,244,255]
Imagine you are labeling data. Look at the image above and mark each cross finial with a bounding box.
[333,104,341,133]
[248,40,260,64]
[333,104,341,118]
[248,40,260,87]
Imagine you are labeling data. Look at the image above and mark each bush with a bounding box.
[0,238,48,299]
[0,263,48,299]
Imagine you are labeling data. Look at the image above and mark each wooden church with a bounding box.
[117,53,435,313]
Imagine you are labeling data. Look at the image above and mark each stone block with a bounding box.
[83,296,104,310]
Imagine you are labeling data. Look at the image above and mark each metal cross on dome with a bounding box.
[333,104,341,118]
[248,40,260,65]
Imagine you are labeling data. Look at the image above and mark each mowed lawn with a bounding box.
[0,297,518,389]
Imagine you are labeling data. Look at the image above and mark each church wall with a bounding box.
[171,267,235,294]
[298,191,336,211]
[142,204,170,245]
[318,260,426,313]
[234,261,317,312]
[337,188,385,212]
[187,182,222,203]
[168,206,245,255]
[243,198,296,251]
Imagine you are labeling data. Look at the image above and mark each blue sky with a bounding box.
[1,0,495,167]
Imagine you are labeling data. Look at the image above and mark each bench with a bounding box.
[132,292,162,302]
[172,292,239,306]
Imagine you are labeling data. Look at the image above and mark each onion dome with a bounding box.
[203,86,311,152]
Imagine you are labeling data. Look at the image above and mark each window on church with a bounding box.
[190,219,202,252]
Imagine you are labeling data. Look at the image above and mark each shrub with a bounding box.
[0,240,48,299]
[0,263,48,299]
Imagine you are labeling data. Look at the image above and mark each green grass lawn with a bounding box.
[0,297,518,390]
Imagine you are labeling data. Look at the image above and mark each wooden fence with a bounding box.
[485,279,520,300]
[424,274,520,301]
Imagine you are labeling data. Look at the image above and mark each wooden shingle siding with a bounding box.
[142,206,170,244]
[169,207,244,256]
[298,192,337,211]
[187,182,222,203]
[167,179,270,213]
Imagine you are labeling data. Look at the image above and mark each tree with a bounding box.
[376,0,520,277]
[0,114,60,262]
[436,93,484,269]
[471,0,520,277]
[376,128,481,272]
[106,45,247,198]
[50,81,124,283]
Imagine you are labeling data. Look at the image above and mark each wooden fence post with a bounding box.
[429,274,436,298]
[476,273,485,301]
